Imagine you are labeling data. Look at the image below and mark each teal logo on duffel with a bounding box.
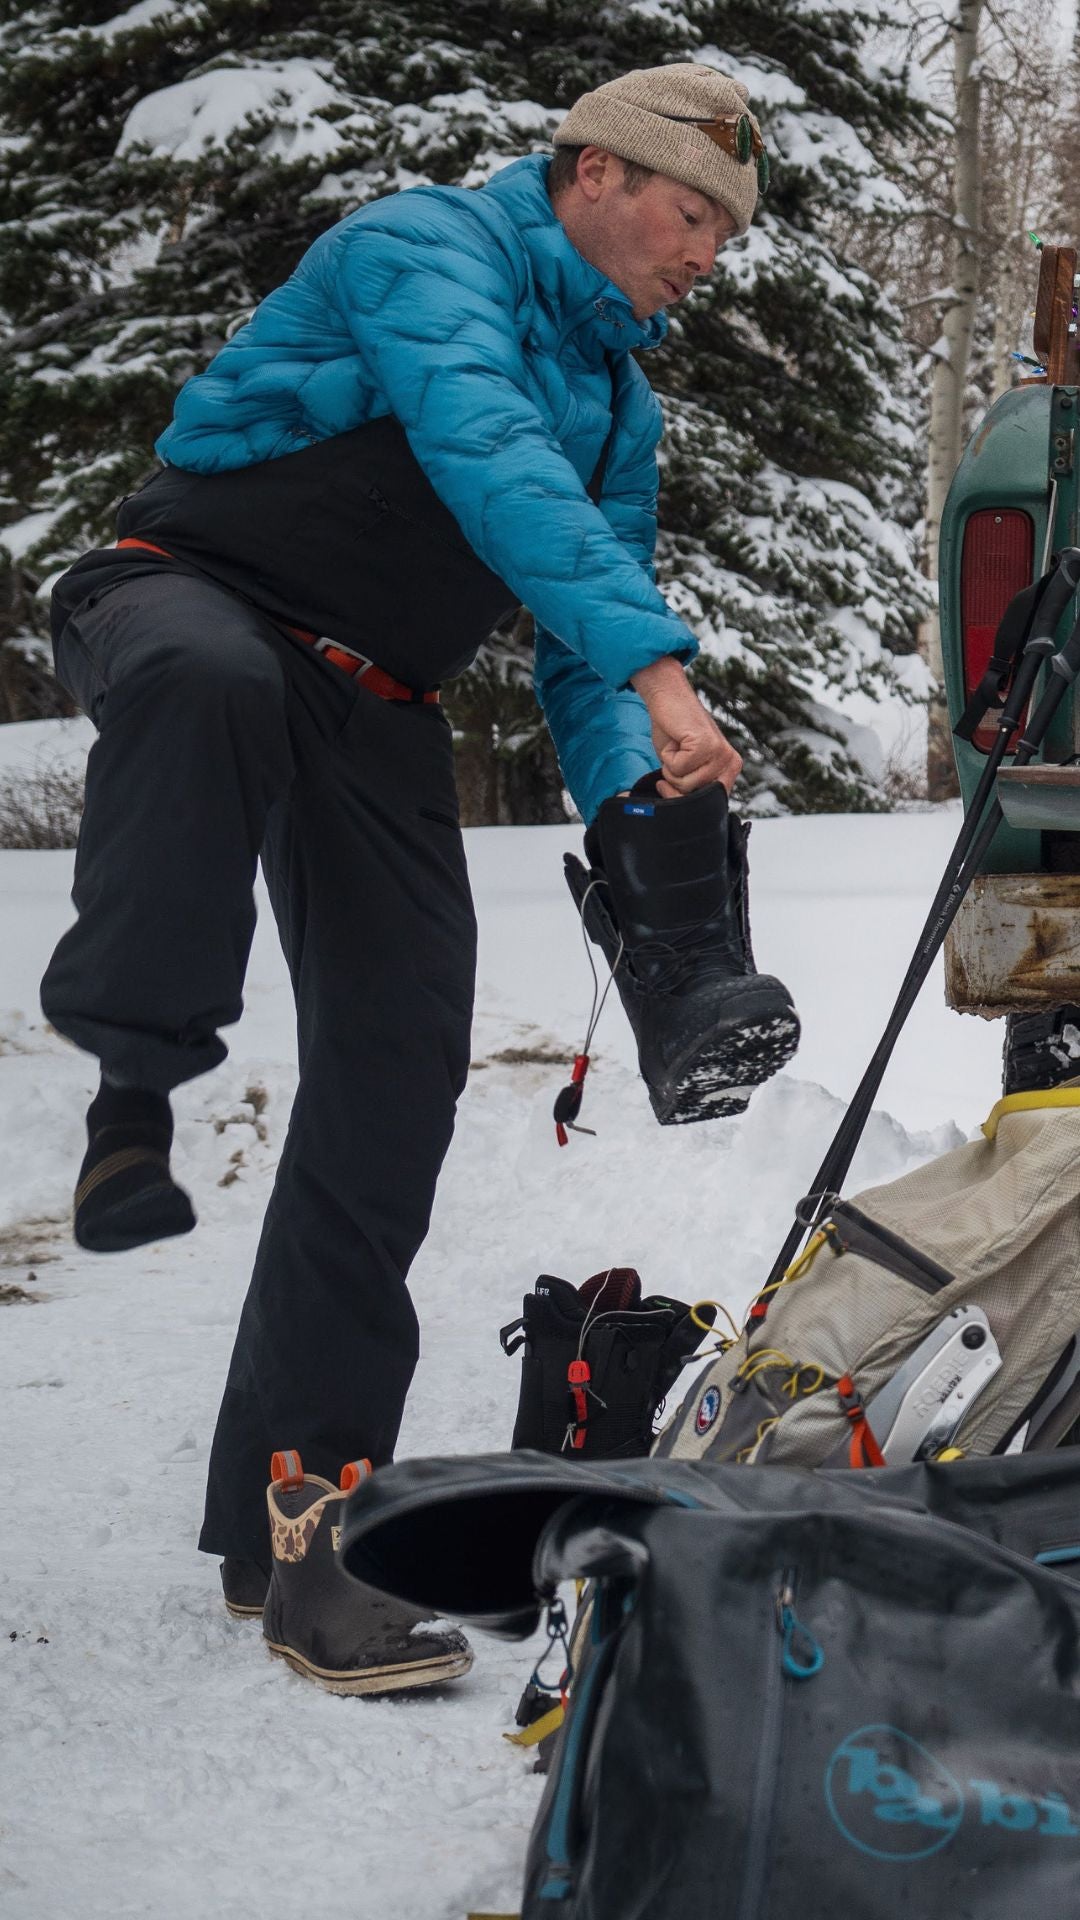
[826,1726,963,1861]
[826,1725,1080,1861]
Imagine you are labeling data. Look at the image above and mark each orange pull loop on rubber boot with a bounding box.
[339,1459,373,1493]
[270,1448,304,1490]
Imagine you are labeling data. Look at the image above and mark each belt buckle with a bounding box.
[313,635,373,672]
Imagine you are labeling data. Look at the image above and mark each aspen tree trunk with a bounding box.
[990,105,1040,405]
[922,0,983,800]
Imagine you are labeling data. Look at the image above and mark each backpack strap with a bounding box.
[981,1085,1080,1141]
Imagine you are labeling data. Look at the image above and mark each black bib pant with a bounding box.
[41,567,477,1560]
[39,409,611,1559]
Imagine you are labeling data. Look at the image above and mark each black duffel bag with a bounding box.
[341,1449,1080,1919]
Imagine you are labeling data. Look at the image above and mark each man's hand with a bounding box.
[630,656,742,798]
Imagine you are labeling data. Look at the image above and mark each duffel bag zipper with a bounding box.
[537,1608,624,1902]
[825,1199,953,1295]
[735,1569,824,1920]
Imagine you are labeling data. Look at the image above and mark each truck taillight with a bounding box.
[960,508,1035,752]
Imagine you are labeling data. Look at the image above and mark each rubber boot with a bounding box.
[500,1266,714,1457]
[261,1451,472,1696]
[564,779,800,1123]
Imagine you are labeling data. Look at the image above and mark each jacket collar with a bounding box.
[481,153,667,357]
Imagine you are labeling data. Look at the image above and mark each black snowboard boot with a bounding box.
[74,1080,196,1252]
[500,1267,714,1457]
[1002,1005,1080,1095]
[564,779,799,1123]
[262,1451,473,1696]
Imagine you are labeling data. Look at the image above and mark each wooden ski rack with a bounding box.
[1032,245,1080,384]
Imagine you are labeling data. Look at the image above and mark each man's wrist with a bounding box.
[630,654,687,697]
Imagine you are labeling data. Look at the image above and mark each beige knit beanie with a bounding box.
[553,63,765,234]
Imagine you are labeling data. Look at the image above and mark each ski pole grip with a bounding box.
[1014,605,1080,761]
[1052,607,1080,682]
[1024,547,1080,651]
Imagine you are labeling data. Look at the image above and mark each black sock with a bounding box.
[88,1078,173,1138]
[74,1080,195,1254]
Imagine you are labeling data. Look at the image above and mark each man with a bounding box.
[41,62,797,1693]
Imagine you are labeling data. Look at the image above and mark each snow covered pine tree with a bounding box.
[1,0,926,799]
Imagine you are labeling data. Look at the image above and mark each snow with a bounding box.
[85,0,179,40]
[0,508,64,565]
[117,61,360,165]
[0,751,1007,1917]
[0,715,96,778]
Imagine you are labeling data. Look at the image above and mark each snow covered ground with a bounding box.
[0,730,1003,1919]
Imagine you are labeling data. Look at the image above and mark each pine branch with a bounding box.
[0,287,129,359]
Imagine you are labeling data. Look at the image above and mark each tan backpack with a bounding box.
[654,1086,1080,1467]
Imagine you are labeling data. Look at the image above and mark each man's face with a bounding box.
[560,150,738,320]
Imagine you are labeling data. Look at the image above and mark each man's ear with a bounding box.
[575,146,617,204]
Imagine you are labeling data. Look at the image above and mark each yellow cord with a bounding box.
[690,1299,741,1344]
[784,1227,830,1283]
[737,1347,795,1384]
[735,1417,780,1462]
[783,1362,825,1400]
[748,1227,831,1318]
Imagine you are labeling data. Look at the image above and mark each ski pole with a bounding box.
[929,580,1080,946]
[756,546,1080,1308]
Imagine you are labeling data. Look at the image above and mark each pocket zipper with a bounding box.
[538,1616,621,1902]
[825,1199,953,1294]
[735,1570,824,1920]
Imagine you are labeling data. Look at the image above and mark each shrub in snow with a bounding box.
[0,763,83,847]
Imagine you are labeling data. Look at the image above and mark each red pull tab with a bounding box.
[836,1373,886,1469]
[554,1053,592,1147]
[568,1357,591,1450]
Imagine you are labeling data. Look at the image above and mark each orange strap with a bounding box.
[836,1374,886,1469]
[117,536,172,558]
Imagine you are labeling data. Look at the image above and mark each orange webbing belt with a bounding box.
[114,538,439,704]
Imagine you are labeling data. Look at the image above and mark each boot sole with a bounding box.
[653,1010,801,1126]
[224,1598,266,1619]
[264,1636,474,1696]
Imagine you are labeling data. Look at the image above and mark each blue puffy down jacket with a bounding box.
[157,153,698,822]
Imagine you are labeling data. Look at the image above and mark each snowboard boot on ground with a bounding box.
[564,778,799,1123]
[74,1079,196,1252]
[1002,1005,1080,1095]
[500,1267,714,1457]
[220,1554,270,1619]
[262,1450,473,1696]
